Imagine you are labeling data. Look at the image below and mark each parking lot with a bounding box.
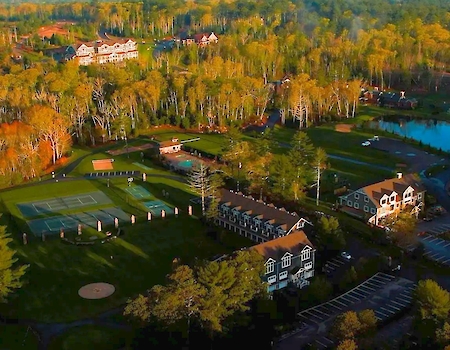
[277,273,416,350]
[419,233,450,267]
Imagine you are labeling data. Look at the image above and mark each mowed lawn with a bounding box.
[268,125,401,168]
[0,216,229,323]
[0,156,225,323]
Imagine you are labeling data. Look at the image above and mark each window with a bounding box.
[390,195,395,202]
[418,193,422,200]
[282,255,292,268]
[364,196,369,202]
[267,275,277,284]
[304,262,313,270]
[279,271,288,280]
[364,205,369,212]
[266,261,274,274]
[347,200,353,207]
[354,193,359,199]
[301,249,311,261]
[354,202,359,209]
[371,208,376,214]
[381,199,386,205]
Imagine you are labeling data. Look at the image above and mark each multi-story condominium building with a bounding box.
[339,173,425,226]
[251,230,315,292]
[215,189,313,244]
[72,39,138,65]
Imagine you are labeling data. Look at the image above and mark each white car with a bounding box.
[361,141,371,147]
[341,252,352,260]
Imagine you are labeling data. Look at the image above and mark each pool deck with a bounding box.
[164,151,208,170]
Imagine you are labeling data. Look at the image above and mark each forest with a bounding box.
[0,0,450,182]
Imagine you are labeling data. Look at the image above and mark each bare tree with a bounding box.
[188,163,212,216]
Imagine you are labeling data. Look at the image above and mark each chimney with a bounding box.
[397,172,403,179]
[400,91,405,98]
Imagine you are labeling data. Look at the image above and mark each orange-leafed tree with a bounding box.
[25,105,72,164]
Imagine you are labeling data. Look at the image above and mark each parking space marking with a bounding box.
[380,306,396,314]
[364,281,381,289]
[332,299,348,308]
[375,310,391,318]
[422,235,433,241]
[441,258,450,265]
[350,290,368,298]
[359,284,377,292]
[434,255,447,262]
[427,237,439,243]
[434,240,449,246]
[316,340,328,348]
[385,304,401,311]
[298,315,319,325]
[311,308,330,317]
[426,252,441,259]
[342,294,360,302]
[442,242,450,248]
[399,294,413,301]
[391,300,410,308]
[326,302,342,311]
[303,311,326,322]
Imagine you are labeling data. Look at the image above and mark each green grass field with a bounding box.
[48,325,131,350]
[0,324,40,350]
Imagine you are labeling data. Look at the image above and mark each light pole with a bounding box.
[237,162,242,192]
[121,126,129,158]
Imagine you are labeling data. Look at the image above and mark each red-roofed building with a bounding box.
[158,138,182,154]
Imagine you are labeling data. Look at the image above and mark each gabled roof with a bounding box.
[361,174,425,208]
[158,140,181,148]
[251,230,313,260]
[219,189,301,230]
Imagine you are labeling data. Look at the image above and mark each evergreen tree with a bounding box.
[0,226,28,303]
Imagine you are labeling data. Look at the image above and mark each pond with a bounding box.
[369,118,450,152]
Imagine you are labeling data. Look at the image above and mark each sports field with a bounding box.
[124,185,153,199]
[143,200,174,216]
[17,192,112,218]
[27,207,129,236]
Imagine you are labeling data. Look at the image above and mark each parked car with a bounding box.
[341,251,352,260]
[361,141,371,147]
[423,217,433,222]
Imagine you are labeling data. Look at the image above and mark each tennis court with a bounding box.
[142,200,174,216]
[17,192,112,218]
[27,207,129,236]
[124,185,153,199]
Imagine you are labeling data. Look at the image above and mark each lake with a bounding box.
[369,118,450,152]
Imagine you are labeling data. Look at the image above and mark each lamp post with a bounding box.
[121,126,129,158]
[237,162,242,192]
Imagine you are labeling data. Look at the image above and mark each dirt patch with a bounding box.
[78,283,115,300]
[92,159,114,170]
[335,124,354,133]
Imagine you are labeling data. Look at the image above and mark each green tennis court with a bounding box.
[143,200,174,216]
[17,192,112,218]
[27,207,129,236]
[124,185,153,199]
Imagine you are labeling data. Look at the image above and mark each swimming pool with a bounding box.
[178,159,193,169]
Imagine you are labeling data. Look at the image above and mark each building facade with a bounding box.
[73,39,138,66]
[251,231,315,292]
[215,189,313,244]
[339,173,425,226]
[158,138,182,154]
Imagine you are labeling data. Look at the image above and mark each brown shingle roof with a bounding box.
[362,174,425,208]
[158,140,181,148]
[251,230,313,260]
[219,189,300,229]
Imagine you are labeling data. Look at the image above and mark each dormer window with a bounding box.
[301,249,311,261]
[266,261,274,274]
[282,255,292,268]
[390,195,395,202]
[354,193,359,199]
[364,196,369,202]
